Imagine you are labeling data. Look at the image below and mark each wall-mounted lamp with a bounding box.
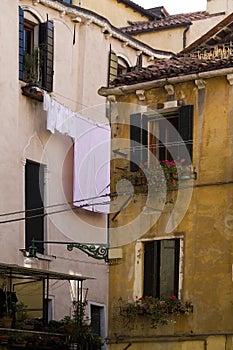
[28,239,109,262]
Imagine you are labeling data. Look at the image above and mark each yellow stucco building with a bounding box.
[99,29,233,349]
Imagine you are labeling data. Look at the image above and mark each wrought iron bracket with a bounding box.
[67,243,109,262]
[28,240,109,263]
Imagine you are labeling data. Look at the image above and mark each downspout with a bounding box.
[183,24,191,49]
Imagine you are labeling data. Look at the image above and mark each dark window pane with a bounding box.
[91,305,102,336]
[25,161,44,253]
[144,239,180,298]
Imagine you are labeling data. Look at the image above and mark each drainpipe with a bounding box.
[183,24,191,49]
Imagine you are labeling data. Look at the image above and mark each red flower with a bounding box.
[169,295,177,299]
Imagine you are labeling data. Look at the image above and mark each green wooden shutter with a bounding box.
[144,241,159,297]
[108,49,118,87]
[25,161,44,254]
[19,6,24,80]
[160,239,180,297]
[39,20,54,92]
[130,113,141,172]
[141,114,148,164]
[130,114,148,172]
[179,105,194,163]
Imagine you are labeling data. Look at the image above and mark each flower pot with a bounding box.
[0,335,9,344]
[0,316,13,328]
[21,85,43,102]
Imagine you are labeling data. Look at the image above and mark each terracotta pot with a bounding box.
[0,316,12,328]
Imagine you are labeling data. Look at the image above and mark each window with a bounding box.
[143,239,180,298]
[130,105,194,171]
[25,160,45,254]
[19,6,54,92]
[62,0,72,3]
[117,57,130,76]
[90,304,106,340]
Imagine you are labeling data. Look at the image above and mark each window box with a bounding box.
[21,84,43,102]
[119,295,193,328]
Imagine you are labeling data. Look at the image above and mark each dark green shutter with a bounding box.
[19,6,24,80]
[108,49,118,87]
[25,161,44,254]
[160,239,180,297]
[130,113,148,172]
[141,114,148,164]
[130,113,141,172]
[39,21,54,92]
[144,241,158,297]
[179,105,194,163]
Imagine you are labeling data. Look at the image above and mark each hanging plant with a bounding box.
[119,295,193,328]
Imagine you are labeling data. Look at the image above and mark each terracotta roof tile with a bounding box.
[113,52,233,86]
[121,11,224,34]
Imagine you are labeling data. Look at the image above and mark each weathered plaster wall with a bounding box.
[108,75,233,348]
[73,0,149,27]
[133,14,225,54]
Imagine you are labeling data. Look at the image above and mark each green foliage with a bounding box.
[119,295,193,328]
[23,46,44,85]
[58,300,102,349]
[138,160,186,193]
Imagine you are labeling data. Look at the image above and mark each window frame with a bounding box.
[25,160,45,254]
[143,239,180,298]
[134,237,184,300]
[19,6,54,92]
[130,105,194,171]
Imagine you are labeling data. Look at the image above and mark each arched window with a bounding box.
[117,56,130,76]
[19,7,54,92]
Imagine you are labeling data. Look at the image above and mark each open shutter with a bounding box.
[130,114,148,172]
[144,241,158,297]
[130,113,141,172]
[19,6,24,80]
[25,161,44,254]
[160,239,180,297]
[141,114,148,164]
[39,20,54,92]
[108,48,118,87]
[179,105,194,163]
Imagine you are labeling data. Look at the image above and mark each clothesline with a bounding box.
[43,92,111,214]
[43,93,109,139]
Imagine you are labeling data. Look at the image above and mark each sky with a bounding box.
[133,0,207,15]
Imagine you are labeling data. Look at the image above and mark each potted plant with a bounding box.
[0,280,18,328]
[119,295,193,328]
[60,300,102,349]
[9,335,27,348]
[21,48,43,102]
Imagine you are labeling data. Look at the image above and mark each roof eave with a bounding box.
[98,66,233,96]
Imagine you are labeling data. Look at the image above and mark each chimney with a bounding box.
[207,0,233,15]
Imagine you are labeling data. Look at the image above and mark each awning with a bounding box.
[0,263,93,281]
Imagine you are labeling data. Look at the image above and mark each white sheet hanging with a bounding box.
[43,93,110,213]
[73,117,110,213]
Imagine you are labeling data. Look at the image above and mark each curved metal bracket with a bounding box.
[67,243,109,262]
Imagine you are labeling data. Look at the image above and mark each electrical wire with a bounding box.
[0,199,111,225]
[0,193,111,218]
